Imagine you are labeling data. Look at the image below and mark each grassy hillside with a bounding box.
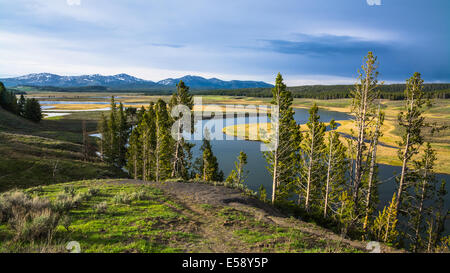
[0,107,126,192]
[0,179,399,253]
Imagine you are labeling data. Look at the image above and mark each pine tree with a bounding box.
[301,104,326,212]
[336,191,358,236]
[127,125,142,180]
[198,129,223,181]
[350,52,382,210]
[372,193,399,244]
[140,104,157,181]
[259,185,268,202]
[0,82,19,114]
[0,82,5,106]
[427,180,449,252]
[23,98,42,122]
[18,94,26,116]
[106,96,119,165]
[155,99,174,182]
[169,80,194,179]
[117,103,130,167]
[264,73,300,204]
[82,120,89,161]
[408,142,437,252]
[323,119,347,218]
[396,72,426,212]
[226,151,248,186]
[363,107,384,233]
[98,112,109,161]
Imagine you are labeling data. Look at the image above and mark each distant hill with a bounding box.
[0,73,273,90]
[157,75,273,89]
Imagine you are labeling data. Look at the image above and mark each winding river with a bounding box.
[188,108,450,235]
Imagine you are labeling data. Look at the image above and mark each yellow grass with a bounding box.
[222,99,450,174]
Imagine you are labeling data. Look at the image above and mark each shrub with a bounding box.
[63,186,76,198]
[0,191,61,242]
[87,187,100,196]
[113,189,151,205]
[94,202,108,214]
[113,192,131,205]
[53,195,75,213]
[14,209,60,242]
[0,191,51,223]
[60,215,72,231]
[131,189,151,201]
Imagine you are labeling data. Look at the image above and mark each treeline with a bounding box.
[0,82,43,122]
[191,84,450,100]
[263,53,449,252]
[97,81,227,184]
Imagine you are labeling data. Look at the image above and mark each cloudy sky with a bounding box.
[0,0,449,85]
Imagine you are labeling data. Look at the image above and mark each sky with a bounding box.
[0,0,449,85]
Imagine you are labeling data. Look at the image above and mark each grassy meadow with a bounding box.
[0,179,370,253]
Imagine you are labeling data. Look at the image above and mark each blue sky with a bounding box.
[0,0,449,85]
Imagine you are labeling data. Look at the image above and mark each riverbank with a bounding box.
[221,98,450,174]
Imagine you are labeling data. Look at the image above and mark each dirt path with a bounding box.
[108,179,403,253]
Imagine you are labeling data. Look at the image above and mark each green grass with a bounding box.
[0,179,369,253]
[0,108,126,192]
[0,180,198,253]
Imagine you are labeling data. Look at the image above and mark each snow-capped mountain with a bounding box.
[0,73,273,89]
[0,73,157,88]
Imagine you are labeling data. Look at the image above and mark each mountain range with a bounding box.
[0,73,273,90]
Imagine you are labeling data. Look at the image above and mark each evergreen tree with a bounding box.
[323,120,347,218]
[259,185,268,202]
[301,104,326,212]
[350,52,382,210]
[23,98,42,122]
[99,97,131,168]
[155,99,174,182]
[197,129,223,181]
[427,180,449,252]
[264,73,300,204]
[98,112,109,161]
[106,96,119,165]
[226,151,248,186]
[396,72,426,212]
[363,107,384,233]
[407,142,437,252]
[372,193,399,244]
[127,122,142,180]
[140,104,157,181]
[0,82,19,114]
[169,80,194,179]
[117,103,130,167]
[18,94,26,116]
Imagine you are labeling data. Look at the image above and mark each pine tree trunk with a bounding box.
[133,153,137,180]
[324,134,333,218]
[305,124,315,212]
[142,134,147,181]
[353,90,368,209]
[271,152,278,205]
[396,132,410,211]
[396,94,416,212]
[171,122,182,178]
[363,117,380,232]
[413,166,428,252]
